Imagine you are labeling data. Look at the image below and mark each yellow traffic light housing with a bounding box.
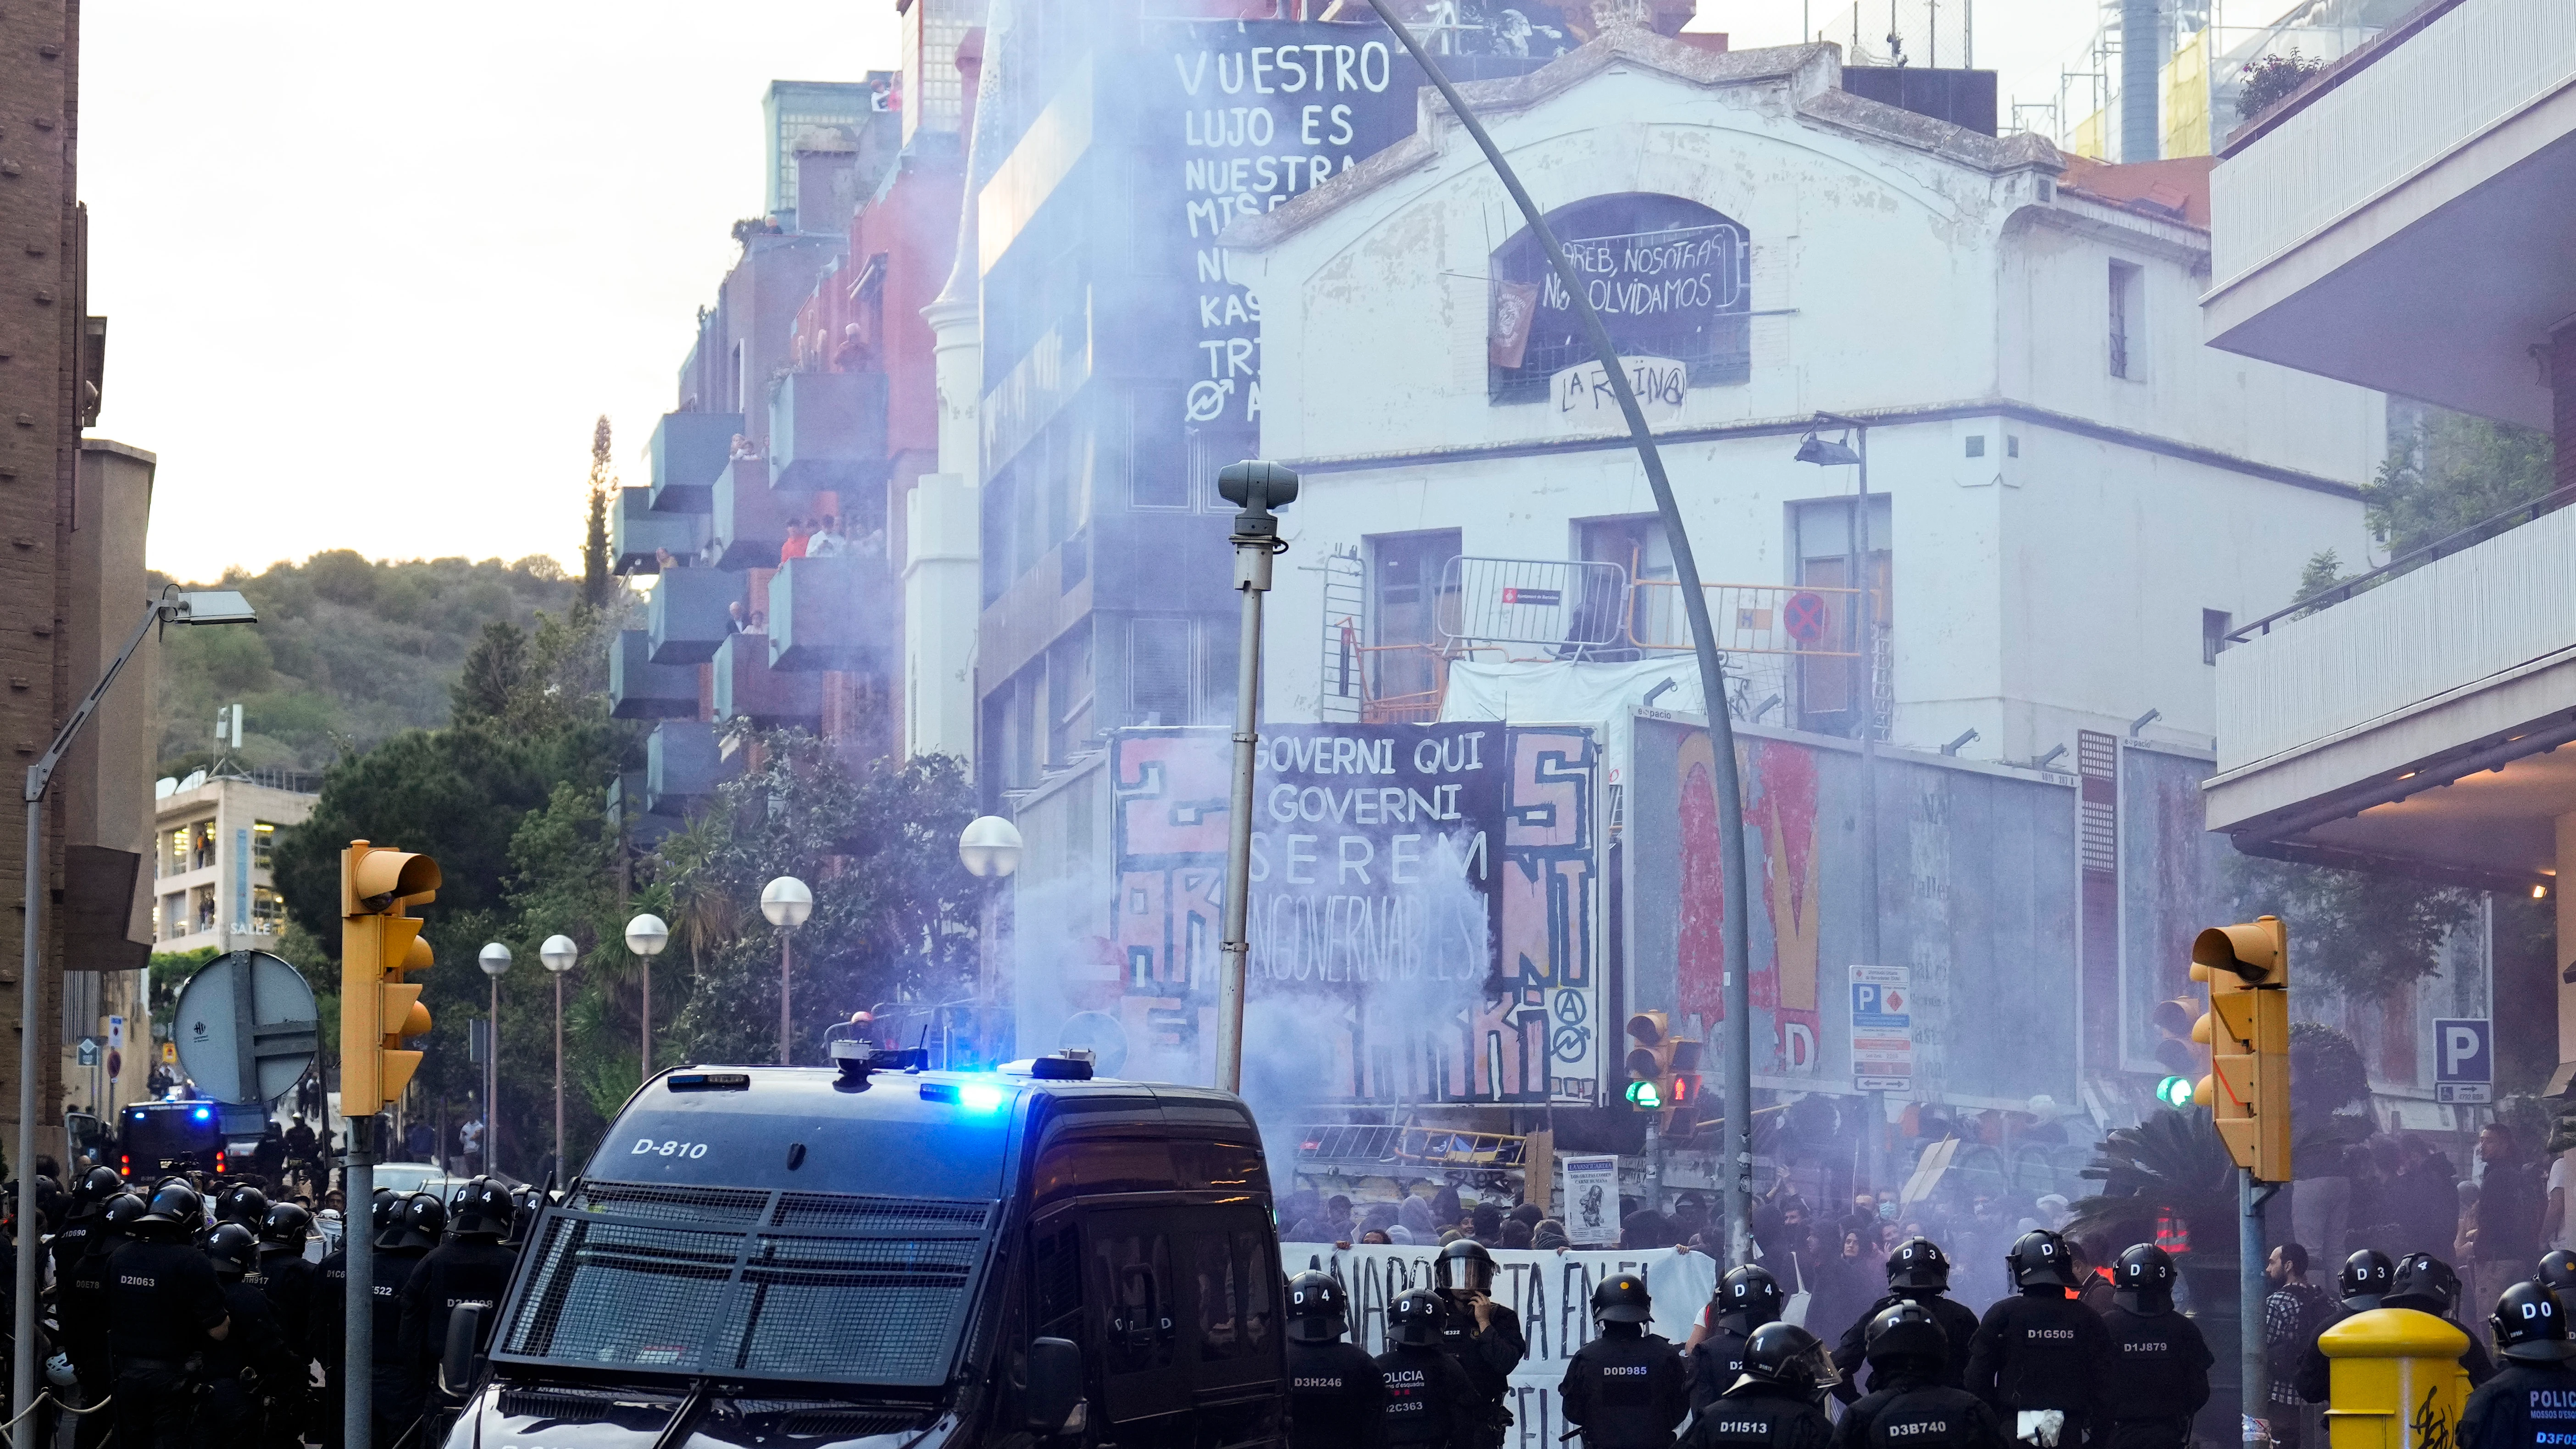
[1625,1010,1674,1112]
[1663,1033,1705,1131]
[2190,914,2289,1182]
[341,840,440,1119]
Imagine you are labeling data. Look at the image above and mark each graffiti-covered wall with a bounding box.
[1625,716,2081,1108]
[1032,723,1600,1105]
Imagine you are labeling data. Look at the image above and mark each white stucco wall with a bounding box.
[1229,37,2382,763]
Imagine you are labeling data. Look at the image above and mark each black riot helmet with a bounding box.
[204,1222,259,1278]
[2539,1250,2576,1299]
[449,1177,514,1238]
[1285,1270,1349,1344]
[2113,1244,2177,1314]
[138,1181,204,1235]
[1389,1288,1447,1348]
[1715,1265,1786,1330]
[1885,1237,1951,1294]
[2492,1279,2576,1363]
[380,1191,447,1252]
[2339,1249,2395,1310]
[2385,1254,2460,1316]
[1862,1301,1947,1369]
[2007,1229,2078,1291]
[72,1166,123,1208]
[100,1192,147,1238]
[1740,1322,1836,1397]
[258,1202,314,1251]
[1435,1238,1497,1295]
[215,1183,269,1226]
[368,1188,403,1242]
[1592,1272,1652,1326]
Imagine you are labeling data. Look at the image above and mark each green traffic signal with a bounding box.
[2155,1075,2196,1109]
[1625,1079,1663,1110]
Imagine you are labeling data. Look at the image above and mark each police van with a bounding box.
[440,1045,1286,1449]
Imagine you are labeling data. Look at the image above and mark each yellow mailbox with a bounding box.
[2321,1307,2471,1449]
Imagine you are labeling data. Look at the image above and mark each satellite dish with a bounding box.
[177,770,207,792]
[1058,1011,1129,1078]
[172,950,318,1105]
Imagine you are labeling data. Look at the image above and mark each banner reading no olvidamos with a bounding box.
[1278,1241,1717,1446]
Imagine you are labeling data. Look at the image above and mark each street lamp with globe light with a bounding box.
[477,942,511,1175]
[626,914,670,1078]
[958,818,1022,1041]
[539,934,577,1174]
[761,877,813,1066]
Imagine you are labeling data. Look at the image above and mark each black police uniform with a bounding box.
[397,1234,516,1396]
[1830,1294,1980,1401]
[2459,1358,2576,1449]
[57,1221,122,1449]
[1290,1336,1389,1449]
[206,1272,296,1449]
[1831,1371,2009,1449]
[1439,1296,1527,1447]
[1962,1292,2110,1441]
[1690,1324,1753,1415]
[370,1242,431,1445]
[1560,1326,1690,1449]
[103,1237,229,1449]
[2095,1305,2212,1449]
[1678,1377,1832,1449]
[312,1240,347,1449]
[1379,1342,1484,1449]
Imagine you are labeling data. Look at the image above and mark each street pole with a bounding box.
[1848,419,1885,1200]
[553,973,565,1176]
[2243,1168,2266,1442]
[17,590,253,1440]
[778,929,794,1066]
[1366,0,1759,1266]
[489,973,500,1174]
[345,1113,374,1449]
[1214,461,1293,1096]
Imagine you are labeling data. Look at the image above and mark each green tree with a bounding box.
[2223,851,2477,1002]
[2365,410,2555,557]
[2237,51,2323,121]
[582,416,615,612]
[451,621,530,725]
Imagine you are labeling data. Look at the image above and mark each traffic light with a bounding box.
[1625,1010,1673,1110]
[341,839,441,1119]
[2190,914,2290,1181]
[1663,1031,1705,1131]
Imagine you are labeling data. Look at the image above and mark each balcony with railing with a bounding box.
[645,721,743,814]
[609,628,700,720]
[612,487,707,574]
[712,631,824,730]
[768,370,890,494]
[648,411,744,515]
[711,456,789,570]
[769,553,898,674]
[646,567,747,665]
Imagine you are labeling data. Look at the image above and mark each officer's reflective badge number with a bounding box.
[2024,1329,2075,1340]
[1601,1366,1651,1376]
[631,1139,710,1159]
[1885,1422,1954,1438]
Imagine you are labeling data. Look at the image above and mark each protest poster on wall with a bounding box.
[1277,1240,1718,1443]
[1560,1155,1621,1246]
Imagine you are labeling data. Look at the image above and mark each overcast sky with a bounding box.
[84,1,2103,584]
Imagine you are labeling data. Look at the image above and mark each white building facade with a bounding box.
[151,775,316,955]
[1227,33,2386,763]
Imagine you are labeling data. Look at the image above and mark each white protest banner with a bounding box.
[1278,1241,1718,1449]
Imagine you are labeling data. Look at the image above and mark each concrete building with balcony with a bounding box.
[2200,0,2576,1085]
[149,772,316,955]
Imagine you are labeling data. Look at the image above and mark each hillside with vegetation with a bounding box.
[150,550,580,777]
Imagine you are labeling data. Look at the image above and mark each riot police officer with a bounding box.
[2460,1279,2576,1449]
[204,1223,296,1449]
[1678,1322,1834,1449]
[1831,1237,1981,1401]
[1433,1238,1526,1448]
[49,1166,121,1290]
[312,1189,398,1449]
[1560,1274,1688,1449]
[256,1202,320,1449]
[1286,1268,1385,1449]
[1832,1303,2008,1449]
[1962,1229,2109,1446]
[1691,1266,1784,1414]
[371,1192,446,1447]
[400,1177,516,1406]
[104,1181,231,1449]
[214,1183,270,1232]
[1379,1288,1483,1449]
[2093,1245,2211,1449]
[2538,1248,2576,1301]
[2383,1252,2496,1387]
[2294,1248,2395,1404]
[59,1190,141,1449]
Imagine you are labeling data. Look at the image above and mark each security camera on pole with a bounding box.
[760,878,812,1065]
[1213,461,1296,1095]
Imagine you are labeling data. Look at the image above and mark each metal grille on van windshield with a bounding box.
[496,1181,999,1387]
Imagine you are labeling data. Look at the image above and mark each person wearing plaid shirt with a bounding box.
[2262,1244,2335,1448]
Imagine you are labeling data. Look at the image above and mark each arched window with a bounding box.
[1487,192,1752,402]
